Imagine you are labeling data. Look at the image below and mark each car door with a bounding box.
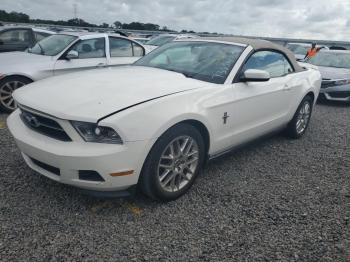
[53,37,108,76]
[230,50,295,144]
[107,36,145,66]
[0,28,33,52]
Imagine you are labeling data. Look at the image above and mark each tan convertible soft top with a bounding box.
[200,36,304,72]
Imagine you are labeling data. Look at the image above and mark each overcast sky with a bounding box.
[2,0,350,40]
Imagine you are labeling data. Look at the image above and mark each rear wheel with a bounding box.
[286,95,313,139]
[0,76,32,112]
[140,123,205,201]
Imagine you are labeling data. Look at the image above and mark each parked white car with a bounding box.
[0,32,147,112]
[7,37,321,201]
[144,34,198,52]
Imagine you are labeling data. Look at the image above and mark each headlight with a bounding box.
[71,121,123,144]
[334,79,350,86]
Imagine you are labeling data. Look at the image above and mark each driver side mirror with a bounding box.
[65,50,79,60]
[240,69,270,82]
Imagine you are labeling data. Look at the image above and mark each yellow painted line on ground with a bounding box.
[0,121,6,129]
[125,202,142,216]
[90,201,113,213]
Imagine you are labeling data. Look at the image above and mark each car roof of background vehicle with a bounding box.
[32,28,56,34]
[0,26,32,31]
[287,42,329,49]
[56,32,145,45]
[154,33,197,38]
[59,31,108,37]
[175,34,198,39]
[0,26,55,34]
[183,36,304,72]
[316,49,350,54]
[287,42,313,46]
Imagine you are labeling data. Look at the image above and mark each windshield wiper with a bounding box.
[181,72,195,78]
[161,68,195,78]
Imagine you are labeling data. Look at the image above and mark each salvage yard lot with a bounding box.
[0,103,349,261]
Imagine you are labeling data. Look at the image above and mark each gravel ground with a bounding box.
[0,102,349,261]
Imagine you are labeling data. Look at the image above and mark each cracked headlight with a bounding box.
[71,121,123,144]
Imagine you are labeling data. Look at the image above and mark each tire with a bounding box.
[0,76,32,113]
[140,123,205,201]
[286,95,313,139]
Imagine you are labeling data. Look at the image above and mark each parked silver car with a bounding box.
[309,50,350,102]
[0,32,147,112]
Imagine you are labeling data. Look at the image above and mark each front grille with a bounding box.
[20,109,72,141]
[328,91,350,98]
[30,158,60,176]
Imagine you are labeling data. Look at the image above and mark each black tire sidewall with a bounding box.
[140,123,205,201]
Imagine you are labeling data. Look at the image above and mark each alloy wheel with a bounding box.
[157,136,199,192]
[296,101,311,134]
[0,80,25,111]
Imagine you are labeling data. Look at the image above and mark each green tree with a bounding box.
[114,21,122,29]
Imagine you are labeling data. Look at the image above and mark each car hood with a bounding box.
[0,51,53,72]
[14,66,204,122]
[317,66,350,80]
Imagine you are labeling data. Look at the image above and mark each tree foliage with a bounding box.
[0,10,29,23]
[0,9,176,31]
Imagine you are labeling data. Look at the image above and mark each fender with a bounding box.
[97,89,197,123]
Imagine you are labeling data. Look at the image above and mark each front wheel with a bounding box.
[140,123,205,201]
[286,95,313,139]
[0,76,32,112]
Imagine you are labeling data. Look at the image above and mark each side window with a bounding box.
[0,29,31,45]
[34,32,50,42]
[69,38,106,59]
[243,51,294,78]
[109,37,133,57]
[132,42,144,57]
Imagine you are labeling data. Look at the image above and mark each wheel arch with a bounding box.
[140,116,212,171]
[305,91,315,103]
[0,74,34,84]
[178,119,210,157]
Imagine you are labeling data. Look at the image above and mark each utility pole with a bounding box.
[73,3,77,19]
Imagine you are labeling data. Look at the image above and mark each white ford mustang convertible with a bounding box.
[7,37,321,201]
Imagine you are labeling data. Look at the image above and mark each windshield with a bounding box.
[135,41,244,84]
[286,44,308,55]
[146,35,176,46]
[28,34,77,56]
[309,52,350,69]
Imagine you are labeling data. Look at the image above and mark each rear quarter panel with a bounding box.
[286,67,321,121]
